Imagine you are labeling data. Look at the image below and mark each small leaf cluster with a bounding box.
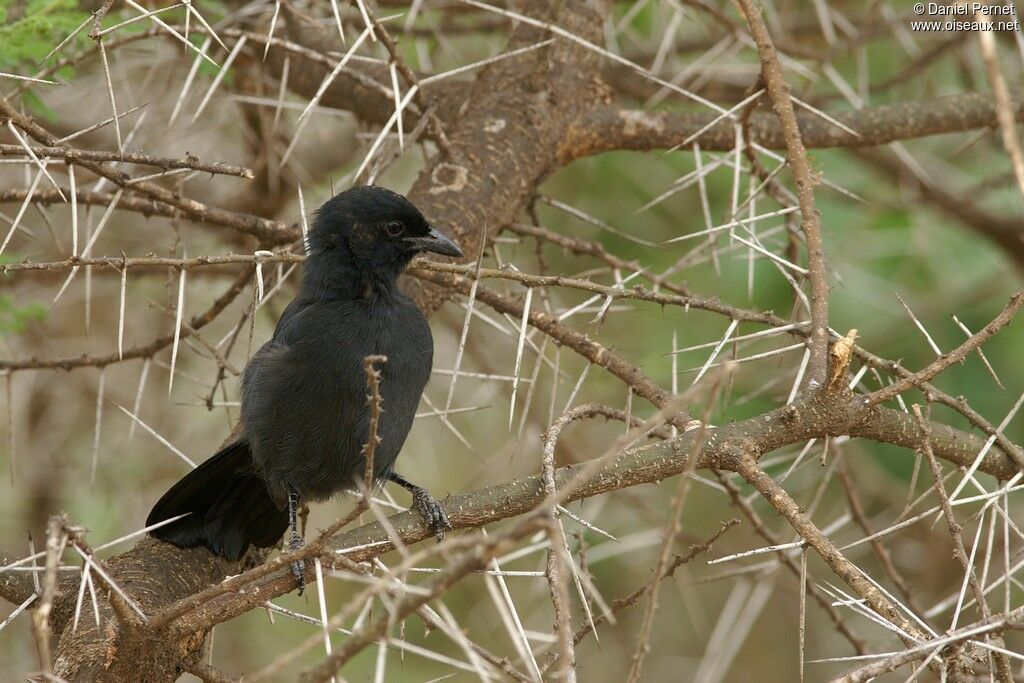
[0,0,91,70]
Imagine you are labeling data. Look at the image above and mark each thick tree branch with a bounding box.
[33,389,1021,680]
[566,90,1024,157]
[0,553,35,606]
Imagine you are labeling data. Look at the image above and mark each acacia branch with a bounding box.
[7,3,1023,680]
[0,187,298,239]
[913,404,1013,682]
[3,378,1015,679]
[561,519,740,655]
[0,98,294,245]
[51,393,1024,636]
[0,145,254,178]
[6,252,1020,478]
[264,8,466,129]
[294,521,539,683]
[0,251,304,275]
[568,90,1024,156]
[835,604,1024,682]
[735,0,830,387]
[713,470,867,654]
[866,291,1024,407]
[734,456,930,645]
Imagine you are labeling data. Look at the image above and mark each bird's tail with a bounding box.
[147,440,288,561]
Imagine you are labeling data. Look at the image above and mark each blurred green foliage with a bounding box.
[0,295,46,336]
[0,0,228,76]
[0,255,46,336]
[0,0,90,68]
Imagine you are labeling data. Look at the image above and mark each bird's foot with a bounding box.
[411,487,452,542]
[288,530,306,596]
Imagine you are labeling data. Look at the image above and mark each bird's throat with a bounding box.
[302,254,406,301]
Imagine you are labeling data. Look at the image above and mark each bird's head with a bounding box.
[305,186,462,291]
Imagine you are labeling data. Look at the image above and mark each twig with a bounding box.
[413,269,712,416]
[0,98,292,244]
[360,1,451,155]
[506,221,691,296]
[912,404,1012,682]
[0,145,253,178]
[294,520,542,683]
[626,378,723,683]
[29,516,66,673]
[542,516,574,683]
[560,520,739,656]
[151,301,241,377]
[734,0,830,387]
[0,251,304,274]
[866,292,1024,406]
[539,412,573,676]
[0,267,253,372]
[977,13,1024,202]
[713,470,868,654]
[834,605,1024,683]
[733,455,929,645]
[836,463,917,613]
[361,355,387,493]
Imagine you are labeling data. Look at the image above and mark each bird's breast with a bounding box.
[244,294,434,501]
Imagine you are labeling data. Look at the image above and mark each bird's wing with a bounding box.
[239,299,371,501]
[270,295,315,342]
[242,294,315,388]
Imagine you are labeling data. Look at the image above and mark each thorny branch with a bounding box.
[913,404,1013,682]
[734,0,830,388]
[573,90,1024,157]
[835,605,1024,683]
[867,292,1024,408]
[0,144,254,178]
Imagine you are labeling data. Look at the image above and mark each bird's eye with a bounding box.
[384,221,404,237]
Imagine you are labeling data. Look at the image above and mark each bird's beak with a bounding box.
[411,225,463,258]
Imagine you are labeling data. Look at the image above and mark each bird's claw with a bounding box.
[412,488,452,542]
[289,530,306,596]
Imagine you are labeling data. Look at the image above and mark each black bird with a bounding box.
[147,186,462,592]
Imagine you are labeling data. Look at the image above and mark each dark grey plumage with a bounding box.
[147,186,462,569]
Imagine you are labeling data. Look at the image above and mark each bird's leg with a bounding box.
[388,472,452,541]
[287,491,306,595]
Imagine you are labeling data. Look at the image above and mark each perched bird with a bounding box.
[147,186,462,592]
